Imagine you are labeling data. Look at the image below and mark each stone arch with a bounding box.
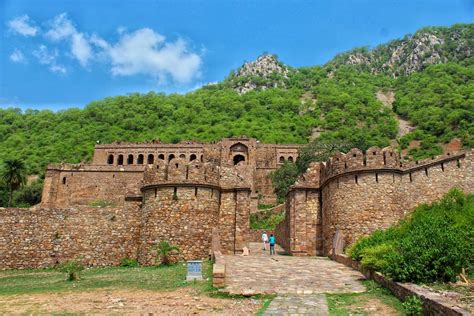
[147,154,154,164]
[127,154,134,165]
[230,142,248,165]
[117,154,124,165]
[107,154,114,165]
[190,154,197,161]
[137,154,144,164]
[168,154,175,162]
[288,156,294,162]
[233,154,246,165]
[158,154,165,160]
[179,154,186,159]
[279,156,285,163]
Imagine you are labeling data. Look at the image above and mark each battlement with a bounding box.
[292,146,469,191]
[142,158,220,187]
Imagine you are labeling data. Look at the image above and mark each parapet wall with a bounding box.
[279,148,474,256]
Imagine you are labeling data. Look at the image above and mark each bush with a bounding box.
[120,258,139,267]
[348,189,474,283]
[155,241,179,265]
[402,295,423,315]
[57,258,85,281]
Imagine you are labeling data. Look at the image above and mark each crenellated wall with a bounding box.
[277,149,474,257]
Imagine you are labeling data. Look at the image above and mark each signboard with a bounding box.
[186,260,203,281]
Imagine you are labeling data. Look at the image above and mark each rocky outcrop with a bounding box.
[330,24,473,77]
[228,54,290,93]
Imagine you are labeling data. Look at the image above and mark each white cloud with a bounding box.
[50,65,67,74]
[45,13,76,41]
[10,13,202,83]
[45,13,92,66]
[7,15,39,36]
[71,33,92,67]
[33,45,67,74]
[107,28,201,83]
[10,49,25,63]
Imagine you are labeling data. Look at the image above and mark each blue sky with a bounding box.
[1,0,473,110]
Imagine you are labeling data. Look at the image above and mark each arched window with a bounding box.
[107,154,114,165]
[62,177,66,185]
[127,154,134,165]
[147,154,154,164]
[117,154,124,165]
[279,156,285,163]
[168,154,175,161]
[190,154,197,161]
[137,154,144,164]
[288,156,294,162]
[233,154,246,165]
[158,154,165,160]
[179,154,186,159]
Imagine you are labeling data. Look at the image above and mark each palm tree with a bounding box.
[1,159,27,207]
[155,241,179,265]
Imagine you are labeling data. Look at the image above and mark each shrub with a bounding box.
[359,243,396,271]
[155,241,179,265]
[402,295,423,315]
[57,258,85,281]
[120,257,139,267]
[348,189,474,283]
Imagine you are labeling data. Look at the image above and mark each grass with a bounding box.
[0,261,208,296]
[326,280,405,316]
[255,295,276,316]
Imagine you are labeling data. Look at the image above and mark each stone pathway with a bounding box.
[224,243,366,315]
[264,294,329,316]
[224,244,365,295]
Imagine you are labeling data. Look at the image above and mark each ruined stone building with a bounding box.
[0,137,472,269]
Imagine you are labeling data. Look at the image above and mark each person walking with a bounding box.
[261,231,269,250]
[269,234,276,255]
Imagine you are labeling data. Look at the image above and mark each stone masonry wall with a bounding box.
[0,203,141,269]
[138,186,220,264]
[321,150,474,255]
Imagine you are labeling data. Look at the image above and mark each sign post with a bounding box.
[186,260,203,281]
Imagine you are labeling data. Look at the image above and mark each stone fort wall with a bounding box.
[1,137,472,269]
[277,148,474,256]
[0,203,141,269]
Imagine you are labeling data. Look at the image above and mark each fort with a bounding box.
[0,137,472,269]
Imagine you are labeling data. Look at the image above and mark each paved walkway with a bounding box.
[224,243,366,315]
[224,243,365,295]
[263,294,329,316]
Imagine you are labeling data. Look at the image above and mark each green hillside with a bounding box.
[0,23,473,207]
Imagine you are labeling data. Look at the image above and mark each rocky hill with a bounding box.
[328,24,473,76]
[225,54,290,93]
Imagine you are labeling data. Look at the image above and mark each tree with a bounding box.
[155,241,180,265]
[1,159,27,207]
[271,139,355,202]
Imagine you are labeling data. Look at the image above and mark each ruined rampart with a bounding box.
[277,148,474,256]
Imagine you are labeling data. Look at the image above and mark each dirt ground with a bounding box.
[0,287,262,315]
[353,298,399,315]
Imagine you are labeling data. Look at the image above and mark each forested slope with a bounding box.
[0,23,473,206]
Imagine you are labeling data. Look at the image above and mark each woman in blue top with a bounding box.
[269,234,276,255]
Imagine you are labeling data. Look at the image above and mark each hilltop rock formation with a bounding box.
[227,54,290,93]
[329,24,473,76]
